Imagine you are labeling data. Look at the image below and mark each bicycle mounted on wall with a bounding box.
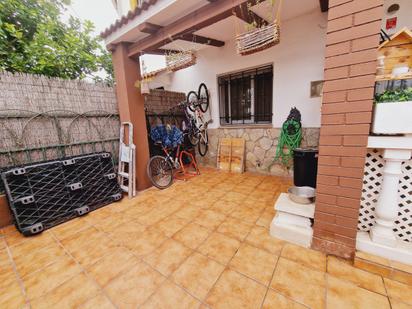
[145,83,210,189]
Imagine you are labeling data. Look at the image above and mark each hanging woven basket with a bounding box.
[166,51,196,72]
[236,22,280,56]
[235,0,282,56]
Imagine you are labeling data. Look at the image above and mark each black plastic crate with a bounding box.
[1,152,122,236]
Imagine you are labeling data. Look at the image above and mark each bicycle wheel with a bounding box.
[188,129,200,146]
[198,131,208,156]
[147,156,173,189]
[197,83,209,113]
[187,91,198,112]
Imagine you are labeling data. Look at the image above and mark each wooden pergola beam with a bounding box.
[179,33,225,47]
[138,22,225,47]
[138,22,163,34]
[234,2,269,27]
[128,0,254,57]
[319,0,329,12]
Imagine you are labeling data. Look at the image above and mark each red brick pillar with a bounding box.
[111,43,152,190]
[312,0,384,259]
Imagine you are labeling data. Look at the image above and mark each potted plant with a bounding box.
[372,87,412,134]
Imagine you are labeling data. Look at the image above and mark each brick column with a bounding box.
[111,43,152,190]
[312,0,384,259]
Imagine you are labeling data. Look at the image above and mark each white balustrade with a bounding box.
[356,136,412,265]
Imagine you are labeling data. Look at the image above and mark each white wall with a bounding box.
[159,10,327,129]
[382,0,412,35]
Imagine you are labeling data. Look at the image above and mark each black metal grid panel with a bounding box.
[2,161,76,234]
[1,152,122,236]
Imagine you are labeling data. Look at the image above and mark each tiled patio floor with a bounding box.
[0,168,411,308]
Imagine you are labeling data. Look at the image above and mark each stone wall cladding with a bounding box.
[197,127,320,176]
[312,0,384,260]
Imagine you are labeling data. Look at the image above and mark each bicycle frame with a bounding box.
[160,144,181,169]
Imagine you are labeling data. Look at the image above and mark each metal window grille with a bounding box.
[218,65,273,125]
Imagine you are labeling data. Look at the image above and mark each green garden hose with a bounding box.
[268,119,302,169]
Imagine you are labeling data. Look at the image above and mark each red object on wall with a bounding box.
[386,17,397,30]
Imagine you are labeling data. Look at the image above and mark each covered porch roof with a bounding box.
[102,0,329,57]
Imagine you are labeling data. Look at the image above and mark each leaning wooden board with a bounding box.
[217,138,245,173]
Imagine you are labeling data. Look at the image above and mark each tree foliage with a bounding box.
[0,0,113,84]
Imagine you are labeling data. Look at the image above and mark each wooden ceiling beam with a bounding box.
[128,0,254,57]
[138,22,163,34]
[319,0,329,12]
[233,2,269,27]
[178,33,225,47]
[138,22,224,48]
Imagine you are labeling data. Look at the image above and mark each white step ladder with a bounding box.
[118,122,136,198]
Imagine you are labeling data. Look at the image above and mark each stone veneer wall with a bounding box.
[197,127,320,176]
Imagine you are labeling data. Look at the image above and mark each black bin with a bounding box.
[293,148,318,188]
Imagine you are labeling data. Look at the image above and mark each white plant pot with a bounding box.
[372,101,412,135]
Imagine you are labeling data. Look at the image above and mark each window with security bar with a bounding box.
[218,65,273,125]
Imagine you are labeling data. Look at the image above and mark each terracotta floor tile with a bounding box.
[150,215,189,237]
[206,269,267,309]
[355,251,391,267]
[86,247,139,287]
[63,234,118,267]
[78,293,116,309]
[327,275,390,309]
[0,264,19,290]
[229,242,278,286]
[144,239,193,277]
[171,252,224,300]
[230,206,263,225]
[190,199,214,209]
[217,217,253,241]
[246,225,285,255]
[121,204,155,220]
[172,222,211,250]
[197,232,240,265]
[136,208,169,226]
[93,213,132,233]
[107,221,146,244]
[5,230,55,254]
[390,261,412,274]
[194,209,226,230]
[256,209,275,229]
[104,262,166,308]
[262,289,307,309]
[281,243,326,272]
[0,282,26,308]
[384,278,412,305]
[50,218,92,241]
[22,256,82,300]
[13,242,67,278]
[141,280,200,309]
[174,206,202,221]
[210,200,238,215]
[391,268,412,286]
[222,192,248,203]
[30,273,100,308]
[327,256,386,295]
[270,258,326,309]
[389,298,412,309]
[126,229,168,257]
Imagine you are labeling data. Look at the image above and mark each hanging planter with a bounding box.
[236,22,280,56]
[166,51,196,72]
[235,0,282,56]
